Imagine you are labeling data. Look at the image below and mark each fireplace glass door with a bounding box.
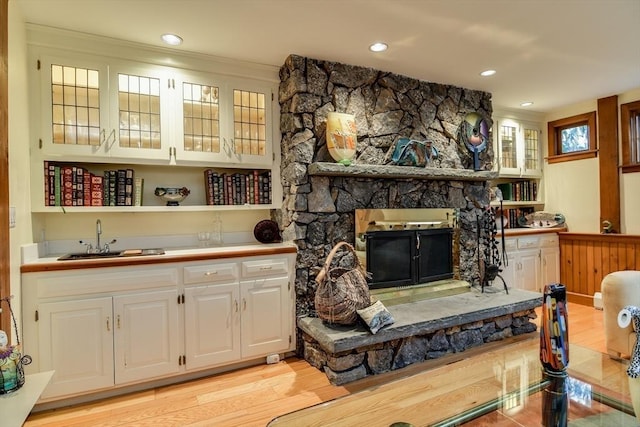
[365,228,453,289]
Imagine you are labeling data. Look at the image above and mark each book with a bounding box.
[134,177,144,206]
[91,175,103,206]
[125,168,134,206]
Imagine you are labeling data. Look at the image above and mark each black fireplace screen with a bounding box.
[365,228,453,289]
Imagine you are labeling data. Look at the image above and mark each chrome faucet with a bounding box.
[79,219,116,253]
[96,219,102,251]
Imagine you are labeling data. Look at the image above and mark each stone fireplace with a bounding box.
[277,54,495,317]
[276,55,540,383]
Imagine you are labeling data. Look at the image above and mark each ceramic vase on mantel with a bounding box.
[617,306,640,422]
[326,112,357,166]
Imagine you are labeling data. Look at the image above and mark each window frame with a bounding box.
[547,111,597,164]
[621,100,640,173]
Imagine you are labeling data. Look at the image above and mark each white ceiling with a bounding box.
[14,0,640,113]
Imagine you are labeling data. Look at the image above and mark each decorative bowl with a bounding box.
[154,187,190,206]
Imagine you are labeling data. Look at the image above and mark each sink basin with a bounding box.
[57,251,123,261]
[57,248,165,261]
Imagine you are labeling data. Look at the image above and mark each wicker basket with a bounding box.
[314,242,371,325]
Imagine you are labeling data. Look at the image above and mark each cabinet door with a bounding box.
[172,71,231,164]
[107,63,173,161]
[541,247,560,289]
[38,297,114,398]
[496,251,517,290]
[113,290,180,384]
[496,119,521,176]
[520,122,542,177]
[518,249,541,292]
[37,52,111,158]
[184,283,241,370]
[225,78,275,167]
[240,276,291,359]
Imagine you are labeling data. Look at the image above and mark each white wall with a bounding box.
[543,90,640,234]
[8,2,32,337]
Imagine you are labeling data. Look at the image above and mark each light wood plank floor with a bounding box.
[24,303,622,427]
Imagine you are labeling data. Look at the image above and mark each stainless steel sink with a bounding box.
[57,251,124,261]
[57,248,165,261]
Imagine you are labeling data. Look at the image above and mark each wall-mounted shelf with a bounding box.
[308,162,498,182]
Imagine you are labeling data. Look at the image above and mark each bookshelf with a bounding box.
[34,162,276,213]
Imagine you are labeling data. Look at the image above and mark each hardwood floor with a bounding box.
[24,303,623,427]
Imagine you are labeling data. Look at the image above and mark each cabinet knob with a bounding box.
[205,271,218,276]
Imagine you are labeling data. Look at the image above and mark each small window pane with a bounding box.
[560,124,589,153]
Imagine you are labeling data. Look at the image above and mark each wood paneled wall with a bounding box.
[560,232,640,305]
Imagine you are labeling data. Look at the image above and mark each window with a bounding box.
[621,100,640,173]
[547,112,597,163]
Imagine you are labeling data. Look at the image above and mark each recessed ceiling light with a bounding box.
[520,101,534,107]
[369,42,388,53]
[161,33,183,46]
[480,69,496,77]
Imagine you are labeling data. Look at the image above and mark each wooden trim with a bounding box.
[547,111,597,163]
[621,100,640,169]
[0,0,10,337]
[598,95,620,233]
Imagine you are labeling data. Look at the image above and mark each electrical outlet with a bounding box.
[266,354,280,364]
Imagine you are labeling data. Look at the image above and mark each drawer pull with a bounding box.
[204,271,218,276]
[260,266,273,270]
[106,317,110,332]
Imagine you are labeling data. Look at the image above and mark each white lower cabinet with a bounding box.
[183,257,293,371]
[113,290,180,384]
[494,233,559,292]
[241,276,291,359]
[38,297,114,398]
[23,252,295,401]
[184,283,241,370]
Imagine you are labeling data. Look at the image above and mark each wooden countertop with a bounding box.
[498,226,567,238]
[20,243,298,274]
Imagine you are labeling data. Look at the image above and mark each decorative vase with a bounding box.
[326,112,357,165]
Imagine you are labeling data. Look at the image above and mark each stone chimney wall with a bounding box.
[276,54,494,320]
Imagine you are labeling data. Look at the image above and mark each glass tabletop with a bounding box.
[267,340,634,427]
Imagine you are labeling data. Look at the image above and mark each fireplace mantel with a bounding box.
[308,162,498,182]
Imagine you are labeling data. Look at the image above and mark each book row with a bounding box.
[204,169,272,205]
[497,180,538,202]
[495,206,536,229]
[44,162,142,207]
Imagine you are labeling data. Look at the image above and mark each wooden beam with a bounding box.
[598,95,620,233]
[0,0,10,337]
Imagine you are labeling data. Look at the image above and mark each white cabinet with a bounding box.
[113,290,181,384]
[37,297,114,398]
[29,40,281,213]
[494,117,542,178]
[22,253,295,401]
[241,276,291,358]
[183,260,241,370]
[540,234,560,289]
[494,233,559,292]
[183,256,293,370]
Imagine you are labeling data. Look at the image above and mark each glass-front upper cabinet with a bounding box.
[37,53,111,158]
[226,78,274,167]
[107,63,173,161]
[495,118,542,177]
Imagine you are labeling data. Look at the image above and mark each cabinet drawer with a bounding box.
[539,234,559,248]
[184,262,239,285]
[517,237,539,249]
[504,238,518,251]
[241,258,289,278]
